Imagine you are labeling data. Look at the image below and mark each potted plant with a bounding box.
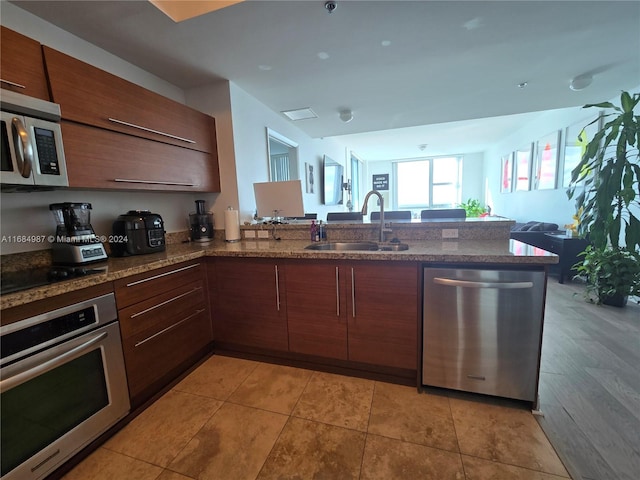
[574,246,640,306]
[458,198,488,217]
[567,90,640,306]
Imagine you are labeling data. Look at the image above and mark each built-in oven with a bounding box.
[1,89,68,190]
[0,292,130,480]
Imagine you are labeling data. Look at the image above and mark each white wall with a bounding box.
[227,84,350,223]
[484,86,640,227]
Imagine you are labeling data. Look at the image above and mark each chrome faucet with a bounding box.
[361,190,393,242]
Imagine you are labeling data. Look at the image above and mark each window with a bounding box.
[267,128,299,182]
[394,156,461,209]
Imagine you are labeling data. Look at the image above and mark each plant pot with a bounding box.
[601,294,629,307]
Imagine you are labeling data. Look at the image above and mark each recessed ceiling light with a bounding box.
[258,64,272,71]
[317,52,330,60]
[569,74,593,91]
[339,109,353,123]
[282,108,318,121]
[418,144,428,151]
[517,82,528,88]
[381,40,391,47]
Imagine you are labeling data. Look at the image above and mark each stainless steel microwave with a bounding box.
[1,89,68,190]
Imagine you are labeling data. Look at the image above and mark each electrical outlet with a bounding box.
[257,230,269,239]
[442,229,459,239]
[244,230,256,239]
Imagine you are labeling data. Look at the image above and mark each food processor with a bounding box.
[189,200,214,243]
[49,202,108,264]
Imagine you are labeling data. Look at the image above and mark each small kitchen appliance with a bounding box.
[49,202,108,265]
[110,210,165,256]
[189,199,214,243]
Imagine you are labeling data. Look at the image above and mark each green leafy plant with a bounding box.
[566,91,640,251]
[458,198,487,218]
[574,246,640,305]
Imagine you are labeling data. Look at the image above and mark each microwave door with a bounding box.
[23,117,69,188]
[0,111,35,186]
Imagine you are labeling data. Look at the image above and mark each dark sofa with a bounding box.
[509,221,564,245]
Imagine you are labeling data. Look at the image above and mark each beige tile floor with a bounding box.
[63,355,571,480]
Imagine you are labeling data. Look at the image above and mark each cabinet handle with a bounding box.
[351,267,356,318]
[125,263,200,287]
[108,117,196,144]
[0,78,26,89]
[134,308,205,347]
[432,278,534,289]
[275,265,281,311]
[335,267,340,317]
[114,178,196,187]
[130,286,202,318]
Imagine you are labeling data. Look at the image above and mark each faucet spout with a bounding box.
[361,190,392,242]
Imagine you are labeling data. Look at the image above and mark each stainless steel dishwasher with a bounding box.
[422,266,545,403]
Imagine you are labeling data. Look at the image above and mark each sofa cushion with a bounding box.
[528,222,559,231]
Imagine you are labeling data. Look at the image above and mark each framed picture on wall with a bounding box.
[500,153,513,193]
[561,113,602,188]
[305,162,315,194]
[514,143,533,191]
[534,130,561,190]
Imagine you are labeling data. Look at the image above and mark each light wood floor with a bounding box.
[537,280,640,480]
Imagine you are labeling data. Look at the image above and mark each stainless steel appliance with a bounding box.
[110,210,165,256]
[1,90,68,190]
[422,265,545,403]
[189,200,214,243]
[0,292,130,480]
[49,202,108,265]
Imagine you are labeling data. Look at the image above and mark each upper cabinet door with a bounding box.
[0,27,50,101]
[42,46,216,153]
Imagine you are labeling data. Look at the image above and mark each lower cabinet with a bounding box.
[114,261,212,407]
[211,257,288,351]
[210,257,419,375]
[347,262,419,370]
[285,260,349,360]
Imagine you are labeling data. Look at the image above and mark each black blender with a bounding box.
[50,202,108,264]
[189,200,214,243]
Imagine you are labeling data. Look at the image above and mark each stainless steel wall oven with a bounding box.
[0,292,130,480]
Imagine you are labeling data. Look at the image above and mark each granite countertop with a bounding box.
[0,238,557,310]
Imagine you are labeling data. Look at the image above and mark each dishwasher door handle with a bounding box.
[433,277,534,289]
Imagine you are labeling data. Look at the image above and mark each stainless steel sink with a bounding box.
[304,241,408,251]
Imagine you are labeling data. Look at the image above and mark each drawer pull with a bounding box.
[114,178,196,187]
[134,308,205,347]
[0,78,27,89]
[130,286,202,318]
[108,117,196,144]
[125,263,200,287]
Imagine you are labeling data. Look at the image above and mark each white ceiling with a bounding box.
[9,0,640,161]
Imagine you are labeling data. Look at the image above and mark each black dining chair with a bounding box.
[326,212,363,221]
[420,208,466,220]
[370,211,412,220]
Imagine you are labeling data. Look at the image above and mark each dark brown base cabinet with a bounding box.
[114,261,212,407]
[210,257,419,376]
[210,257,289,351]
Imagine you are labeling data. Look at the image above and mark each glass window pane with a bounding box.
[432,157,458,183]
[397,160,429,207]
[432,184,457,206]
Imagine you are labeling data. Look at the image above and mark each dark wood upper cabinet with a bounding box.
[0,26,50,101]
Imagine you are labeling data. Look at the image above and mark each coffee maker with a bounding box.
[49,202,108,264]
[189,200,214,243]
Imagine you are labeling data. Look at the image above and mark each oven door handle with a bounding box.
[0,331,107,393]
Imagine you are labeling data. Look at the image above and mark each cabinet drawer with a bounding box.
[1,27,50,101]
[122,307,211,402]
[43,46,216,153]
[119,280,206,339]
[61,122,220,192]
[114,261,204,309]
